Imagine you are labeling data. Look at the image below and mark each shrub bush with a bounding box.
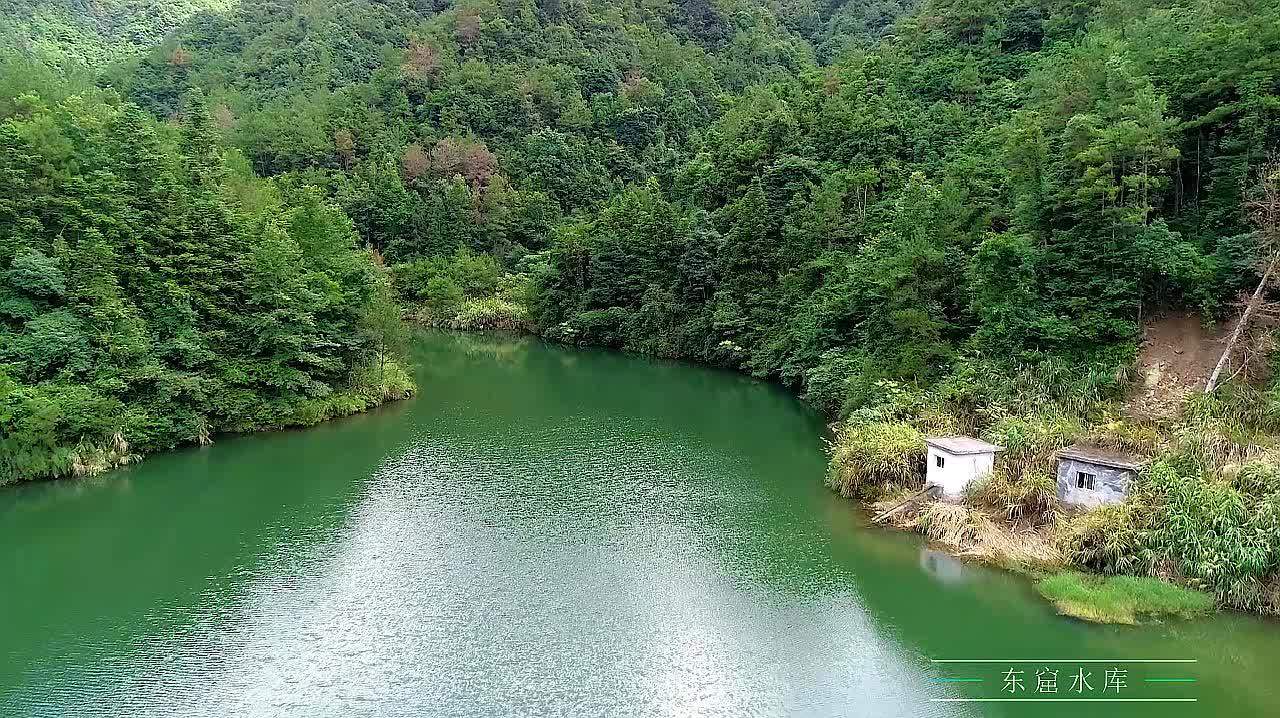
[1140,460,1280,613]
[423,276,464,316]
[966,469,1058,523]
[826,421,925,498]
[985,412,1083,478]
[1056,502,1146,576]
[447,297,531,331]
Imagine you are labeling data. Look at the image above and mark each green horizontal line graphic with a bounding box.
[1144,678,1197,683]
[931,659,1196,664]
[931,698,1198,703]
[933,678,984,682]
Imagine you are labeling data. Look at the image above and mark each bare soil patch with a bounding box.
[1129,313,1229,418]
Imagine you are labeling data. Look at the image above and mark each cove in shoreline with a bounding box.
[5,329,1280,716]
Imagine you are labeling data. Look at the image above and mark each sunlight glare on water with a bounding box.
[2,331,1277,717]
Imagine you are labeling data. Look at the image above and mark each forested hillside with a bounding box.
[0,0,233,69]
[533,0,1276,410]
[6,0,1280,612]
[110,0,838,251]
[92,0,1278,413]
[0,56,412,485]
[0,0,867,485]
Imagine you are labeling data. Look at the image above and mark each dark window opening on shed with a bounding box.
[1076,472,1096,490]
[936,455,945,468]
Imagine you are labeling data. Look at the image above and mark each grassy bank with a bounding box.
[393,249,536,333]
[407,297,532,332]
[828,358,1280,620]
[1037,573,1214,624]
[2,361,415,486]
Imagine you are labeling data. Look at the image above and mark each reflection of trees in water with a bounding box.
[0,466,139,520]
[0,404,419,709]
[401,331,532,390]
[402,329,1280,715]
[418,328,534,365]
[459,334,533,364]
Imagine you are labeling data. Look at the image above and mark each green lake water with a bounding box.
[2,330,1278,717]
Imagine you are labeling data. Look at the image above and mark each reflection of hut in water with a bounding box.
[919,547,965,585]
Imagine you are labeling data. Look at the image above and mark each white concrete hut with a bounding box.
[924,436,1003,499]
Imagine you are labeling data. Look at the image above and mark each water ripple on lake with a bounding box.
[39,422,944,718]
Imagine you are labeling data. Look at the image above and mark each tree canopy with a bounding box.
[4,0,1280,478]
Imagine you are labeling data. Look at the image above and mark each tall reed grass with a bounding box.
[826,421,925,498]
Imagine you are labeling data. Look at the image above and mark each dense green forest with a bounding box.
[4,0,1280,611]
[0,58,412,485]
[90,0,1275,408]
[0,0,234,69]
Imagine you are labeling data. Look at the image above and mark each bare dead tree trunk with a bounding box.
[1206,258,1277,392]
[1206,158,1280,393]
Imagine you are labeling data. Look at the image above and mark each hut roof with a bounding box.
[925,436,1004,455]
[1056,445,1145,471]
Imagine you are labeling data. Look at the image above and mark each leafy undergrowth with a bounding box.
[283,362,416,428]
[1036,573,1214,624]
[409,297,532,332]
[4,361,415,486]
